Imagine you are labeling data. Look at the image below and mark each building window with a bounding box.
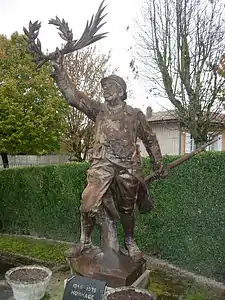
[185,133,195,153]
[206,134,222,151]
[185,133,222,153]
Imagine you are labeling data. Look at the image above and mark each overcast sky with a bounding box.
[0,0,172,112]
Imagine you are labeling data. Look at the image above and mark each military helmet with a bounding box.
[101,75,127,100]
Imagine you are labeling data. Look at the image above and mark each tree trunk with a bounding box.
[1,153,9,168]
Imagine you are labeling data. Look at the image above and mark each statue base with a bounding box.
[66,247,146,288]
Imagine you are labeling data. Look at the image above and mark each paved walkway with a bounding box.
[0,263,13,300]
[0,279,13,300]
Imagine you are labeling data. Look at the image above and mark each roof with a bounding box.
[147,110,177,122]
[147,110,225,124]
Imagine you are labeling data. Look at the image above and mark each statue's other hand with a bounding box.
[159,166,168,179]
[153,161,168,179]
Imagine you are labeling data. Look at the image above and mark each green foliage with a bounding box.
[0,235,68,264]
[1,152,225,281]
[138,152,225,282]
[147,269,208,300]
[0,32,68,154]
[186,292,205,300]
[0,162,88,241]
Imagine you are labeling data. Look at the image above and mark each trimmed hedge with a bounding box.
[0,163,88,241]
[140,153,225,281]
[1,152,225,281]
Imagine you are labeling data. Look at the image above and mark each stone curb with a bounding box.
[144,255,225,297]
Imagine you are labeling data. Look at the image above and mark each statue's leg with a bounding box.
[65,211,97,258]
[80,212,96,248]
[81,159,115,250]
[116,169,143,261]
[119,212,142,261]
[65,159,115,258]
[98,196,119,252]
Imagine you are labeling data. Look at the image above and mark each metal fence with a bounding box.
[0,155,71,168]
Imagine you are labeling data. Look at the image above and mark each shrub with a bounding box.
[0,163,88,241]
[137,152,225,281]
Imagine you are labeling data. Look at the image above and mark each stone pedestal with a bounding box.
[66,248,146,288]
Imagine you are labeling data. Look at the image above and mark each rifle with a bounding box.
[144,137,219,185]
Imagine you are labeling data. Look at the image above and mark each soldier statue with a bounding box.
[50,51,166,261]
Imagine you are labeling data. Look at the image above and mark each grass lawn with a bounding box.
[0,234,69,265]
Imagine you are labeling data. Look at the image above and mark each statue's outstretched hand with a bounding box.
[51,48,64,74]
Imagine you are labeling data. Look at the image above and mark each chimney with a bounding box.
[146,106,153,119]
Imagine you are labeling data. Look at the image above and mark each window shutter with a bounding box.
[217,135,222,151]
[206,134,210,151]
[185,132,191,153]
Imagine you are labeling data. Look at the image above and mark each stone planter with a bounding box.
[5,265,52,300]
[104,286,154,300]
[132,270,151,289]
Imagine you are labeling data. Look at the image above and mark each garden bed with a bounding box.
[1,234,225,299]
[0,234,70,267]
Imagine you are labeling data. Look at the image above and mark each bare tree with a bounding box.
[134,0,225,146]
[60,46,111,161]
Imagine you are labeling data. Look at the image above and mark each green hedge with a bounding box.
[0,163,88,241]
[140,153,225,281]
[1,152,225,281]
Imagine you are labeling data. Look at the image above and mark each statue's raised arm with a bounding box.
[50,49,101,121]
[23,0,107,121]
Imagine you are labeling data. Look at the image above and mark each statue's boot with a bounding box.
[119,213,143,262]
[65,212,97,258]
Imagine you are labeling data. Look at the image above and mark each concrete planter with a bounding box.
[104,286,154,300]
[132,270,151,289]
[5,265,52,300]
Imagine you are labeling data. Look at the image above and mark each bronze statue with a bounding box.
[51,55,166,261]
[23,1,166,263]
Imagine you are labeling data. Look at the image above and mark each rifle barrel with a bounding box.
[144,138,219,184]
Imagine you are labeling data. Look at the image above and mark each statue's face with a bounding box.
[102,80,124,103]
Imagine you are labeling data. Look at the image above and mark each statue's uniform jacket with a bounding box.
[53,69,163,218]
